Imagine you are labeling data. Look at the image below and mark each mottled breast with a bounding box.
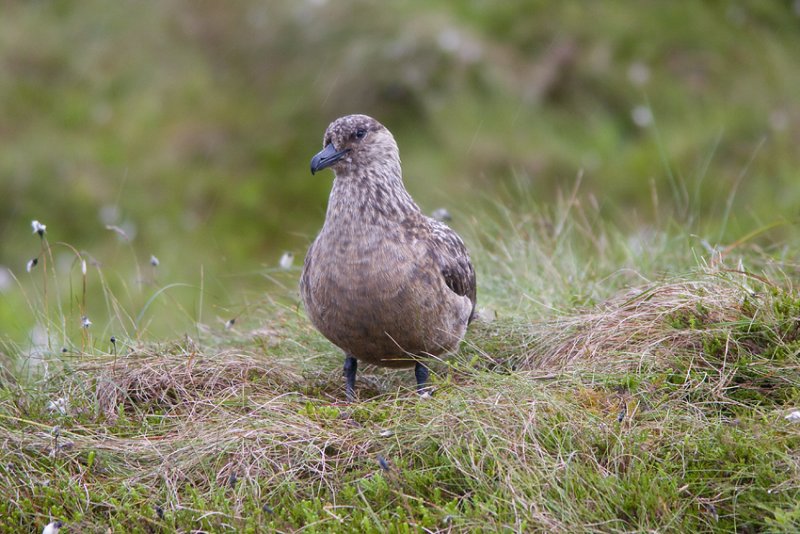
[301,222,472,367]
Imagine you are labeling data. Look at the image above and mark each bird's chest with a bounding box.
[303,226,447,360]
[311,226,421,298]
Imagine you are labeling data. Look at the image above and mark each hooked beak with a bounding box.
[310,143,350,175]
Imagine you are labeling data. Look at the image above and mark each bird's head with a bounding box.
[310,115,399,176]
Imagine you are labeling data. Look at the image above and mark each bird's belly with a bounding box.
[305,243,468,367]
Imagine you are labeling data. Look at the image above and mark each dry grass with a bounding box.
[85,348,303,422]
[522,270,778,371]
[65,346,365,482]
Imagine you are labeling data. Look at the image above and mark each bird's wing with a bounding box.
[427,218,477,323]
[299,238,317,305]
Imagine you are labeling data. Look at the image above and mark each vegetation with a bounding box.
[2,1,800,532]
[3,197,800,532]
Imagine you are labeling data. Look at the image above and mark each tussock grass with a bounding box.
[86,348,304,422]
[526,271,780,370]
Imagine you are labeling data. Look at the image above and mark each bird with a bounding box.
[301,114,476,400]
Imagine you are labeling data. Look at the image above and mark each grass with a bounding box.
[2,197,800,533]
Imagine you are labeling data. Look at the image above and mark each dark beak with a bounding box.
[310,143,350,175]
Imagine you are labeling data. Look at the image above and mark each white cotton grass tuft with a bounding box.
[81,316,92,329]
[42,521,63,534]
[31,220,47,237]
[26,258,39,272]
[279,252,294,270]
[627,62,650,86]
[431,207,452,222]
[150,255,160,267]
[631,105,654,127]
[81,259,87,276]
[47,397,68,415]
[784,410,800,422]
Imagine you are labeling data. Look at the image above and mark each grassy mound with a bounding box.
[3,254,800,531]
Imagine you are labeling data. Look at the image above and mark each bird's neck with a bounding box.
[324,168,421,229]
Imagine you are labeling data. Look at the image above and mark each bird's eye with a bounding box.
[355,129,367,139]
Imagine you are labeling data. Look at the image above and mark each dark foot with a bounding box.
[343,354,358,402]
[414,362,431,396]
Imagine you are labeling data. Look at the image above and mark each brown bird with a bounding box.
[301,114,476,400]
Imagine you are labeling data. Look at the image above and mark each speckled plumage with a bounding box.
[301,115,476,395]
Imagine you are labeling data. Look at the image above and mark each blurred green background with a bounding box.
[1,0,799,342]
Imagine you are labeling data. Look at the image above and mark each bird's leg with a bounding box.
[414,361,430,396]
[343,354,358,402]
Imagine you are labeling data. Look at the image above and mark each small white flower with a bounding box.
[31,220,47,236]
[150,255,160,267]
[47,398,68,415]
[81,259,87,276]
[81,316,92,329]
[279,252,294,270]
[26,258,39,272]
[631,105,654,127]
[627,62,650,86]
[431,208,452,222]
[784,410,800,422]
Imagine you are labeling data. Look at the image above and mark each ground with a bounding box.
[2,201,800,533]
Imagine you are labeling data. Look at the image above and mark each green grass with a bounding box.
[2,198,800,533]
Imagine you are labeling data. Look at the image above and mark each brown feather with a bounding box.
[301,115,476,368]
